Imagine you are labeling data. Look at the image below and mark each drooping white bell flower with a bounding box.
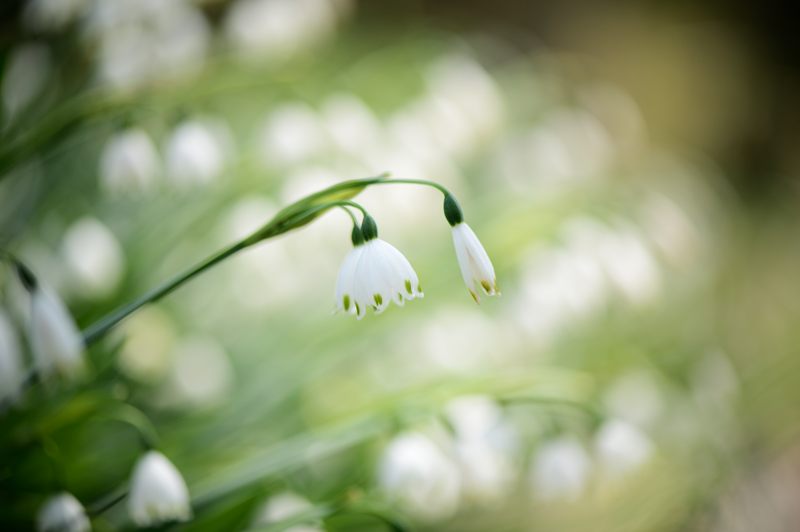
[18,264,85,379]
[442,194,498,302]
[128,451,192,526]
[335,217,422,319]
[1,308,25,404]
[377,431,461,522]
[36,492,91,532]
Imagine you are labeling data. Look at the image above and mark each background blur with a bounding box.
[2,0,800,530]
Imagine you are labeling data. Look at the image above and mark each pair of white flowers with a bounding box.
[335,194,498,318]
[36,451,191,531]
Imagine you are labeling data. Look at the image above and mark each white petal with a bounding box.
[462,223,496,287]
[352,242,375,318]
[370,241,407,311]
[29,287,85,378]
[452,224,475,287]
[451,223,497,300]
[374,239,422,300]
[334,246,363,314]
[128,451,192,526]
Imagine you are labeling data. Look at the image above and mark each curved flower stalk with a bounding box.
[80,174,390,344]
[443,194,498,302]
[75,173,498,344]
[15,263,85,379]
[335,215,423,319]
[36,492,91,532]
[128,450,192,526]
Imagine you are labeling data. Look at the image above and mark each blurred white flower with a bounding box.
[25,276,85,379]
[0,308,25,404]
[99,128,160,195]
[258,103,328,168]
[378,432,461,522]
[253,491,321,532]
[128,451,191,526]
[167,336,234,408]
[224,0,346,61]
[424,54,503,148]
[446,396,519,502]
[165,118,229,187]
[335,224,423,319]
[2,44,51,125]
[514,218,620,345]
[640,193,699,267]
[90,0,210,90]
[454,440,517,503]
[451,223,498,302]
[24,0,90,32]
[321,93,384,158]
[594,419,654,479]
[499,108,612,193]
[529,437,591,501]
[36,492,90,532]
[384,111,460,185]
[62,217,125,299]
[593,223,661,304]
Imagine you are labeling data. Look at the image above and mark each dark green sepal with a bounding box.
[361,215,379,241]
[351,224,365,246]
[443,193,464,226]
[15,261,38,292]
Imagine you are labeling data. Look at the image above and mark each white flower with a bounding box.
[99,128,160,196]
[28,284,85,379]
[335,234,422,320]
[1,308,25,404]
[451,222,498,302]
[253,491,322,532]
[594,419,653,479]
[165,118,228,187]
[529,437,592,501]
[36,492,90,532]
[378,432,461,522]
[128,451,192,526]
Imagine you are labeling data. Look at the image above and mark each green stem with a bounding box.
[377,178,451,196]
[87,487,128,516]
[339,206,359,226]
[331,200,369,220]
[81,238,248,345]
[81,197,372,346]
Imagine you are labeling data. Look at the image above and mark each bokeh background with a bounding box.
[2,0,800,530]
